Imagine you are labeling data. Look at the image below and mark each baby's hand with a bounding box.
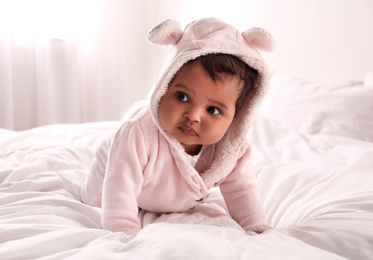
[122,228,139,236]
[245,230,264,235]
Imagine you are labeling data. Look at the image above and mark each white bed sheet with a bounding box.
[1,74,373,259]
[1,114,372,259]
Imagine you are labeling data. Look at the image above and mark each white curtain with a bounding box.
[0,0,180,130]
[0,0,269,131]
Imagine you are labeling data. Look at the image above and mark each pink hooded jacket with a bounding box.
[81,18,274,235]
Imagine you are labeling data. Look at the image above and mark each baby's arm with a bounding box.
[101,122,147,235]
[219,143,271,233]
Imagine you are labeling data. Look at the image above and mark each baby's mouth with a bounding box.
[179,125,198,136]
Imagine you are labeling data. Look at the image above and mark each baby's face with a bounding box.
[158,60,242,155]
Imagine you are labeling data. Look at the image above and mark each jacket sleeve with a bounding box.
[219,141,271,232]
[101,121,147,234]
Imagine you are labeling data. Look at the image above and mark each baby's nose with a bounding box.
[184,107,201,123]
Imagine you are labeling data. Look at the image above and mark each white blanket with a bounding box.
[1,75,373,259]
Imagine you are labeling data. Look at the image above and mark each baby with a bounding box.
[81,18,274,235]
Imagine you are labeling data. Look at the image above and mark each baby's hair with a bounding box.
[195,54,259,113]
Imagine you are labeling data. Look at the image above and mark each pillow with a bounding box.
[258,74,373,142]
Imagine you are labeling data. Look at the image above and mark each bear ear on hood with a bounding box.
[242,27,275,52]
[147,19,183,46]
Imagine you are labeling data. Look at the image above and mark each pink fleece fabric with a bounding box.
[81,17,274,234]
[81,106,270,234]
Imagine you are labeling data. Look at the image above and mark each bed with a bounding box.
[1,74,372,259]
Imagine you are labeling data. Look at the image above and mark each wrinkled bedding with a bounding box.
[1,75,372,259]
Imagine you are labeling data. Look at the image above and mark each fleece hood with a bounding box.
[146,18,274,188]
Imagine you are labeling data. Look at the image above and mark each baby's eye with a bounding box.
[176,92,188,102]
[207,107,220,115]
